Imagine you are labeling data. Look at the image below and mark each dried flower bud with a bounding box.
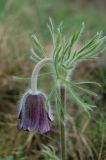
[17,90,53,134]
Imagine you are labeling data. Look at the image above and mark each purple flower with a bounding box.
[17,90,53,134]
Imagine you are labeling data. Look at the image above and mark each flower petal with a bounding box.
[17,91,52,134]
[37,94,51,134]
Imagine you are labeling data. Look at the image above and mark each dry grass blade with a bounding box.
[81,135,94,160]
[98,130,105,160]
[69,117,85,160]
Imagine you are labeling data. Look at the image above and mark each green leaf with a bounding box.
[62,22,85,63]
[78,33,99,54]
[30,48,41,61]
[72,84,97,97]
[69,88,96,111]
[73,81,101,87]
[13,72,53,82]
[61,78,97,111]
[31,34,46,58]
[73,34,106,62]
[13,76,31,81]
[56,22,63,46]
[61,23,85,68]
[42,145,59,160]
[47,18,56,48]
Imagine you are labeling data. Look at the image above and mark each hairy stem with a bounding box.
[31,58,52,94]
[60,86,66,160]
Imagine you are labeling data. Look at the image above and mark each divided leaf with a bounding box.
[32,34,46,58]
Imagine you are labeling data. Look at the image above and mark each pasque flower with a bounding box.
[16,19,106,160]
[17,58,53,134]
[18,90,53,134]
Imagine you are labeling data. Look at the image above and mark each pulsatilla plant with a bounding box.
[16,19,106,160]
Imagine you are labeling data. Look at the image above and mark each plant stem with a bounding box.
[31,58,52,94]
[60,86,66,160]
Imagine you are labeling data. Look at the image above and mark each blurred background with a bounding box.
[0,0,106,160]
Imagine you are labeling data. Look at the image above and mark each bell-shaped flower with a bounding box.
[17,90,53,134]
